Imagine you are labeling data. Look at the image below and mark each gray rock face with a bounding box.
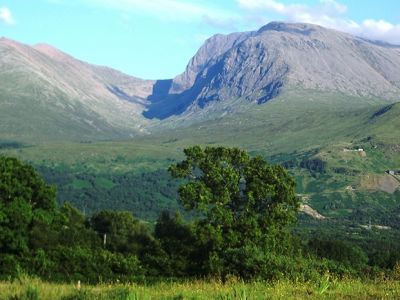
[145,22,400,119]
[170,32,251,94]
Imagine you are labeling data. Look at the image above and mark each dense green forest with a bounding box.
[0,148,400,285]
[37,167,182,220]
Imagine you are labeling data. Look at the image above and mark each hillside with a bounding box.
[1,89,398,222]
[0,37,153,142]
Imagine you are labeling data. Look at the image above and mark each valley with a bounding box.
[1,20,400,289]
[1,89,398,231]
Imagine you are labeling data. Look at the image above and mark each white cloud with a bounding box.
[319,0,347,14]
[0,7,15,25]
[237,0,347,18]
[83,0,237,24]
[50,0,400,44]
[237,0,348,22]
[238,0,287,12]
[356,19,400,44]
[363,19,395,33]
[237,0,400,45]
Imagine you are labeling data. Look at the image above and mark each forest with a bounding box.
[1,146,400,287]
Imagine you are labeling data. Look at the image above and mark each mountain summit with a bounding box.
[145,22,400,119]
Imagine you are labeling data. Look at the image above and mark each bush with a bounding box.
[0,254,22,279]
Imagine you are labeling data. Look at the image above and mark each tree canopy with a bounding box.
[169,146,300,277]
[0,156,57,254]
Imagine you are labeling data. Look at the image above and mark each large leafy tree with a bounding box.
[0,156,56,254]
[169,146,299,277]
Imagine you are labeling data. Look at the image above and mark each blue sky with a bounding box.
[1,0,399,79]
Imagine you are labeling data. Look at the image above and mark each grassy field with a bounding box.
[2,277,400,300]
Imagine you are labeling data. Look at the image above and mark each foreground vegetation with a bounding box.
[1,145,400,299]
[2,277,400,299]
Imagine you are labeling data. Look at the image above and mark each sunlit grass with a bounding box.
[1,276,400,299]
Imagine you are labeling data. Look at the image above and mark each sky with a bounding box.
[1,0,400,79]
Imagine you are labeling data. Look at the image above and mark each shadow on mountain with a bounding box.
[143,62,227,120]
[147,79,173,103]
[370,103,395,120]
[143,79,189,120]
[106,85,147,105]
[142,58,284,120]
[143,79,198,120]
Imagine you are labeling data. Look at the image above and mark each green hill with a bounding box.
[1,90,398,225]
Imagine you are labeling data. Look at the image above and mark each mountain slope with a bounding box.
[144,22,400,119]
[1,22,400,140]
[2,90,399,223]
[0,38,153,142]
[367,102,400,141]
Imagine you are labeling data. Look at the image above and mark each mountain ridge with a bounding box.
[0,37,155,141]
[1,22,400,141]
[144,22,400,119]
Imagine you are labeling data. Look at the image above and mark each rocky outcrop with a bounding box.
[145,22,400,119]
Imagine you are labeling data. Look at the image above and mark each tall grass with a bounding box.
[1,276,400,300]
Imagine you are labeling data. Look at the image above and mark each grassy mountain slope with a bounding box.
[0,38,153,142]
[1,90,398,224]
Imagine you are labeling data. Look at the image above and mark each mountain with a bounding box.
[0,37,154,142]
[144,22,400,119]
[1,22,400,140]
[1,22,399,230]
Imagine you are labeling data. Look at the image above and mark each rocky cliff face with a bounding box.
[145,22,400,119]
[170,31,251,94]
